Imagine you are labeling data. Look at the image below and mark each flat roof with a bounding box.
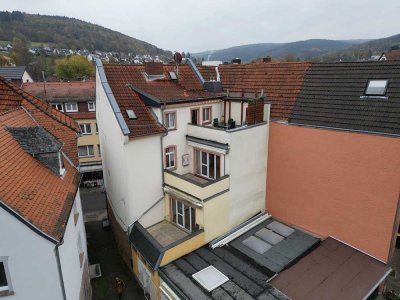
[272,237,391,300]
[160,245,289,300]
[230,218,320,273]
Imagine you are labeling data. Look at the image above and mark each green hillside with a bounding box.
[0,11,171,56]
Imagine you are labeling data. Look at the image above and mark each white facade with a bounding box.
[0,191,88,300]
[21,71,33,83]
[96,68,164,229]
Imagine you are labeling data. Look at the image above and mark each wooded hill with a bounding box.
[0,11,171,56]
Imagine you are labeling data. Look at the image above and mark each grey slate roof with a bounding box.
[7,126,63,175]
[289,60,400,136]
[0,66,26,80]
[160,246,289,300]
[230,218,320,273]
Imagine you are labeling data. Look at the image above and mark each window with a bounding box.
[165,146,176,170]
[51,103,63,112]
[78,145,94,157]
[365,80,388,95]
[95,123,98,134]
[202,107,212,124]
[0,257,12,296]
[79,123,92,135]
[164,111,176,130]
[191,108,200,125]
[77,234,84,268]
[97,144,101,156]
[195,149,221,180]
[65,102,78,112]
[171,198,196,232]
[88,101,96,111]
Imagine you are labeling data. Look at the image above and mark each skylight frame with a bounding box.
[192,265,229,292]
[365,79,389,96]
[126,109,137,120]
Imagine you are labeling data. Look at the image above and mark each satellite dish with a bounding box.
[174,52,183,64]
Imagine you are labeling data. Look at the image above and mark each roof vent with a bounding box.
[126,110,137,120]
[192,266,229,292]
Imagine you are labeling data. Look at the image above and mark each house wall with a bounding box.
[160,100,223,175]
[266,122,400,263]
[228,122,269,227]
[22,71,33,83]
[59,191,90,300]
[0,208,63,300]
[77,118,101,165]
[96,68,131,229]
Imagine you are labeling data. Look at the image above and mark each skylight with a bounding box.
[169,71,177,80]
[192,266,229,292]
[365,80,388,95]
[255,228,284,245]
[266,221,295,237]
[242,236,272,254]
[126,109,137,120]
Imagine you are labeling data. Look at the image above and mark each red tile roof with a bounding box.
[0,76,80,164]
[198,62,311,120]
[0,108,80,242]
[21,81,95,101]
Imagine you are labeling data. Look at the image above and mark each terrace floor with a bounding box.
[181,173,210,185]
[146,220,188,247]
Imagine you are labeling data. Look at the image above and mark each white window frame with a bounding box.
[78,145,95,157]
[87,101,96,112]
[164,111,176,130]
[65,102,78,112]
[51,102,63,112]
[80,123,92,135]
[165,146,176,170]
[0,257,13,296]
[171,198,195,232]
[202,106,212,124]
[365,79,388,95]
[195,149,221,180]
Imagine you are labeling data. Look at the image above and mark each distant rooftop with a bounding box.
[0,66,26,80]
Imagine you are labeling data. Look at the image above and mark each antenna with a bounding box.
[42,71,47,101]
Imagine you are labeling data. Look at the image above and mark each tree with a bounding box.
[54,55,94,80]
[10,35,32,66]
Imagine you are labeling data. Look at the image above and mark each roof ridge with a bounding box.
[0,76,80,133]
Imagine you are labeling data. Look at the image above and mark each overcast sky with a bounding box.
[2,0,399,53]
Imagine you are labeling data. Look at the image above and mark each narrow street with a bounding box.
[81,189,145,300]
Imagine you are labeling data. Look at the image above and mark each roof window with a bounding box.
[169,71,177,80]
[192,266,229,292]
[126,110,137,120]
[365,80,388,95]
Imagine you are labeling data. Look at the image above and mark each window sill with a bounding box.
[81,133,92,135]
[166,128,177,131]
[78,155,95,158]
[165,166,177,172]
[0,289,14,297]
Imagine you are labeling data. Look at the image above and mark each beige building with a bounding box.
[22,81,103,185]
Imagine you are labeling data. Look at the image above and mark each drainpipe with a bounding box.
[54,238,67,300]
[160,102,168,184]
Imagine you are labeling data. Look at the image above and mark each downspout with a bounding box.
[160,102,168,184]
[55,239,67,300]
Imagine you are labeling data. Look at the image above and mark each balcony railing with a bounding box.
[164,170,230,201]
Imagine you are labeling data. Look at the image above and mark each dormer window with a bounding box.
[365,80,388,95]
[88,101,96,112]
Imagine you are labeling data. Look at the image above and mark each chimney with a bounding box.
[144,62,163,75]
[231,58,241,64]
[262,56,272,63]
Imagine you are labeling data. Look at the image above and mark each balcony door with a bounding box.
[171,198,195,232]
[195,149,221,180]
[191,108,200,125]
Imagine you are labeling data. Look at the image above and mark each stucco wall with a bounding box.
[76,118,101,165]
[0,208,62,300]
[266,122,400,262]
[59,191,89,300]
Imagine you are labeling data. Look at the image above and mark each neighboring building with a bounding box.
[383,50,400,61]
[21,81,102,185]
[96,60,270,297]
[0,76,90,299]
[0,66,33,86]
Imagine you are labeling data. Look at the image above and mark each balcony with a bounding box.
[164,170,230,201]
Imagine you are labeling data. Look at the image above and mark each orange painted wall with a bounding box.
[266,122,400,263]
